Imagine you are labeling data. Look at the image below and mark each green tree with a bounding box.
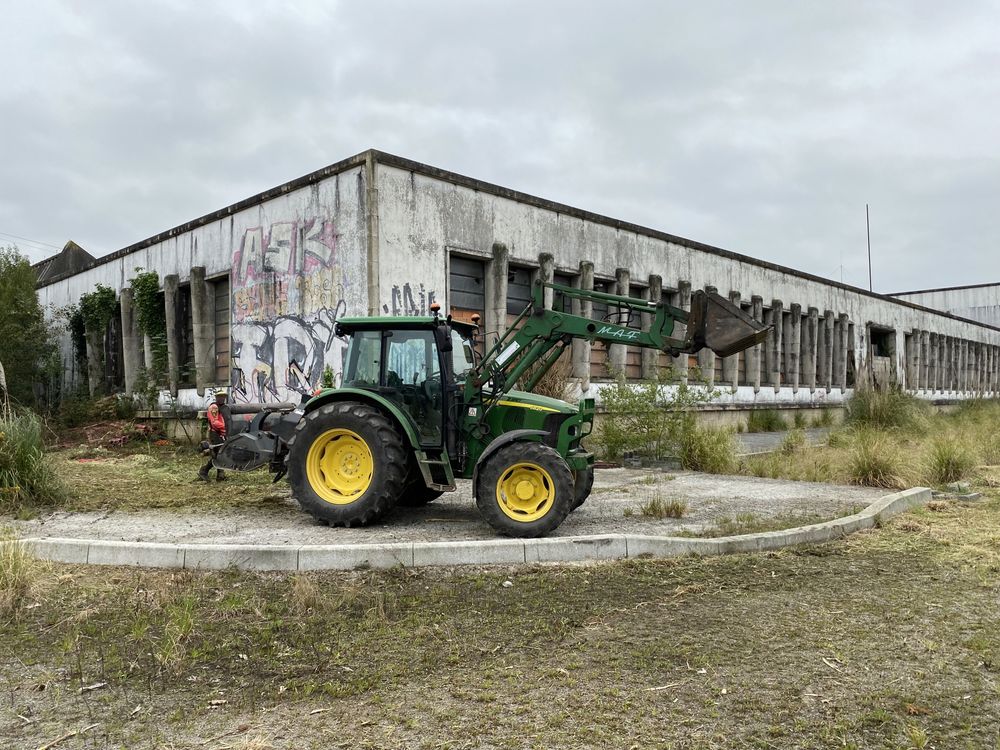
[0,246,51,407]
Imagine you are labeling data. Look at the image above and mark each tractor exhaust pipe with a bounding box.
[686,291,771,358]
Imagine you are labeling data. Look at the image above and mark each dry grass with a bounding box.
[0,527,44,622]
[637,495,686,519]
[3,490,999,748]
[46,447,288,513]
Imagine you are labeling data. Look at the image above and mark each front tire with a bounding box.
[287,401,407,526]
[475,442,573,538]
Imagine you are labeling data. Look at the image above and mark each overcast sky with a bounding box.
[3,1,998,293]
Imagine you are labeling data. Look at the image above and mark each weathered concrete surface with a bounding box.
[9,487,930,571]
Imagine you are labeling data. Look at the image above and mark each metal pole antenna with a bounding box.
[866,203,872,292]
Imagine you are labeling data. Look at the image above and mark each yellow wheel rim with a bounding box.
[495,462,555,522]
[305,428,374,505]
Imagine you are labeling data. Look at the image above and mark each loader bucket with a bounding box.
[686,291,771,358]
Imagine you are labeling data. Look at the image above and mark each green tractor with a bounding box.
[215,280,768,537]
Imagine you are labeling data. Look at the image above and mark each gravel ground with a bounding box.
[10,468,885,545]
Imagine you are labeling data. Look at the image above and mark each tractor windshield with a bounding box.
[451,329,476,383]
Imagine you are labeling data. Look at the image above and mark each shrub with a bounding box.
[781,428,807,454]
[845,429,909,489]
[810,409,836,428]
[680,424,737,474]
[746,409,786,433]
[523,350,574,402]
[596,371,716,460]
[0,411,64,511]
[924,438,976,485]
[845,387,927,431]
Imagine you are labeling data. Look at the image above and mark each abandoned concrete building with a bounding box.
[34,149,1000,422]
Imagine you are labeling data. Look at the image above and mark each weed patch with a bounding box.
[0,410,64,512]
[746,409,786,432]
[637,496,686,519]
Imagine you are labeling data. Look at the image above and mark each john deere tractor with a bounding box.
[214,279,768,537]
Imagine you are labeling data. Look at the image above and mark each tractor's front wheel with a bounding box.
[475,442,573,538]
[287,401,408,526]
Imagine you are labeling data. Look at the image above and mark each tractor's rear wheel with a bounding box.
[475,442,573,538]
[571,465,595,511]
[287,401,407,526]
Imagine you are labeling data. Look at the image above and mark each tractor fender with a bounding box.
[472,429,548,491]
[302,388,423,451]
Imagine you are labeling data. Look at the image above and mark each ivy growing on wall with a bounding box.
[130,269,168,378]
[66,306,88,373]
[78,284,118,333]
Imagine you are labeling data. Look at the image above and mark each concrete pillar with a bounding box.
[697,285,717,386]
[929,334,939,392]
[538,253,555,309]
[803,307,818,393]
[641,275,662,380]
[143,334,154,376]
[787,303,801,393]
[163,273,180,398]
[816,310,827,389]
[84,327,104,397]
[822,310,834,392]
[959,339,968,393]
[907,329,920,392]
[919,330,930,390]
[721,291,741,390]
[834,313,849,391]
[571,261,593,387]
[673,281,691,383]
[949,337,957,392]
[749,296,763,393]
[119,287,142,396]
[768,300,784,391]
[189,266,215,396]
[484,242,509,342]
[609,268,630,375]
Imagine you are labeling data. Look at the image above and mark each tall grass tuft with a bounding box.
[844,387,927,432]
[846,429,910,488]
[0,410,64,513]
[746,409,786,433]
[1,528,42,621]
[924,437,976,485]
[680,425,737,474]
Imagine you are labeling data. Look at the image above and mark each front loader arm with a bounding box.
[466,279,769,405]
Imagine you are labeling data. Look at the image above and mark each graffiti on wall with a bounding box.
[230,218,353,403]
[231,302,348,403]
[382,283,437,316]
[228,219,440,403]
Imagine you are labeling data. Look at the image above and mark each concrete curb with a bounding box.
[11,487,931,572]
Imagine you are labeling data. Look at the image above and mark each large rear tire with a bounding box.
[475,442,573,538]
[287,401,407,526]
[571,465,595,511]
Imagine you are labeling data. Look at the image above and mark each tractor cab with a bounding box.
[334,316,478,451]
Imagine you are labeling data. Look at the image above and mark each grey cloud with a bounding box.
[1,0,997,293]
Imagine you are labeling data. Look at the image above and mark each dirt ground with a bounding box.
[3,477,999,749]
[10,450,885,544]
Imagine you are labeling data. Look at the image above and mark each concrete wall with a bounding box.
[891,284,1000,328]
[374,162,1000,406]
[39,166,369,408]
[36,150,1000,414]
